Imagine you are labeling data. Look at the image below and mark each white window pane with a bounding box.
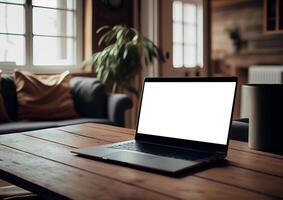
[173,44,183,68]
[33,8,75,36]
[0,0,25,4]
[33,36,75,65]
[173,1,182,22]
[33,0,75,10]
[184,45,196,67]
[184,3,196,24]
[173,23,183,43]
[0,4,25,34]
[0,35,25,65]
[184,25,196,44]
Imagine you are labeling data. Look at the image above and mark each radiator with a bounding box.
[241,65,283,118]
[248,66,283,84]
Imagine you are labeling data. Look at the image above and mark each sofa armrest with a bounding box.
[230,118,249,142]
[107,94,133,127]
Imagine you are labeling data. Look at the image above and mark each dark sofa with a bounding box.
[230,118,249,142]
[0,75,133,134]
[0,74,248,141]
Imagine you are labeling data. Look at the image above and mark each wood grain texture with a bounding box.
[25,128,105,148]
[58,124,133,142]
[229,140,283,160]
[1,123,283,200]
[82,123,135,135]
[0,180,10,187]
[25,127,283,178]
[0,185,32,198]
[0,134,276,200]
[227,149,283,177]
[55,125,283,177]
[0,145,172,200]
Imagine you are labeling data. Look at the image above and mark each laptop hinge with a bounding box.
[136,139,227,155]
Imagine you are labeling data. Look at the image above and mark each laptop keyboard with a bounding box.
[111,141,214,161]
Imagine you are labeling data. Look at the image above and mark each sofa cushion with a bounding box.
[14,70,78,120]
[70,77,107,118]
[0,75,109,121]
[0,74,18,120]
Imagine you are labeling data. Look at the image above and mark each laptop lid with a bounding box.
[135,77,237,154]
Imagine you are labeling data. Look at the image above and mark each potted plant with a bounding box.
[83,25,164,96]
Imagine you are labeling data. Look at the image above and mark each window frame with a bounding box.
[172,0,203,69]
[0,0,83,73]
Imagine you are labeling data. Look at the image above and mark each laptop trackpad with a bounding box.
[105,151,197,172]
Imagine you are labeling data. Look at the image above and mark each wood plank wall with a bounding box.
[92,0,133,53]
[212,0,283,67]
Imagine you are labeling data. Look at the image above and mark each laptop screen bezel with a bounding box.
[135,77,238,154]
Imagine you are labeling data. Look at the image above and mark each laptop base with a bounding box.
[72,140,224,176]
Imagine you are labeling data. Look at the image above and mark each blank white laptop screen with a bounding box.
[137,82,236,145]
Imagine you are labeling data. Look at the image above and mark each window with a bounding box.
[0,0,82,72]
[172,0,203,68]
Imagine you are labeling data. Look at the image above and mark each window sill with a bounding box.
[0,65,89,74]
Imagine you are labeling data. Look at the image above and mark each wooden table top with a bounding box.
[0,123,283,200]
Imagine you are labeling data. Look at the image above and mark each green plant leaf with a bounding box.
[96,26,111,34]
[83,25,164,94]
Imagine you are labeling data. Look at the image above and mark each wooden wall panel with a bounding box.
[92,0,133,53]
[212,0,283,64]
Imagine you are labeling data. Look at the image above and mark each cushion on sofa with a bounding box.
[0,74,18,120]
[70,77,107,118]
[14,70,78,120]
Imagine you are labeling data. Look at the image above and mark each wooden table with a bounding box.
[0,123,283,199]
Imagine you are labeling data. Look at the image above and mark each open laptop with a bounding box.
[73,77,237,176]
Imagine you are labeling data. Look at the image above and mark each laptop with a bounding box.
[73,77,237,176]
